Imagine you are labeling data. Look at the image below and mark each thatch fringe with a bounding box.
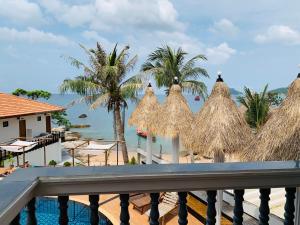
[182,81,253,158]
[149,84,194,138]
[128,86,160,131]
[240,77,300,161]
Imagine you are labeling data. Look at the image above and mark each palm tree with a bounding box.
[238,85,269,129]
[60,43,143,163]
[141,45,209,96]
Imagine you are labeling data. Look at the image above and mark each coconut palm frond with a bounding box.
[90,93,110,110]
[181,80,208,98]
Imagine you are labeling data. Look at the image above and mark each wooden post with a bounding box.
[72,149,75,167]
[233,189,244,225]
[16,154,19,167]
[43,142,46,167]
[88,154,90,166]
[89,195,99,225]
[178,192,188,225]
[22,147,25,166]
[120,194,130,225]
[259,188,271,225]
[105,151,108,166]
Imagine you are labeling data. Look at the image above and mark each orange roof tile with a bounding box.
[0,93,64,119]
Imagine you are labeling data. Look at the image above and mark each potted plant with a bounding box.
[48,160,57,167]
[7,154,15,169]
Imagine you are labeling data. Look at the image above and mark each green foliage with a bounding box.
[141,45,209,96]
[12,89,51,100]
[51,111,71,129]
[7,153,15,166]
[128,156,137,165]
[48,160,57,167]
[238,85,270,129]
[267,92,284,106]
[63,161,72,167]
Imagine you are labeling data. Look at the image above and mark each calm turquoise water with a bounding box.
[46,94,204,154]
[20,197,112,225]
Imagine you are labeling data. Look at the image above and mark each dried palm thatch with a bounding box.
[149,84,194,138]
[182,79,253,158]
[240,75,300,161]
[128,84,160,131]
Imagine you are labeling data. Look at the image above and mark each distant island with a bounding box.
[269,87,288,95]
[229,88,242,96]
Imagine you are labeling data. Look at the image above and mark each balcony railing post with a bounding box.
[233,189,244,225]
[178,192,188,225]
[206,190,217,225]
[58,196,69,225]
[150,193,160,225]
[284,187,296,225]
[89,195,99,225]
[26,198,37,225]
[119,194,130,225]
[9,214,20,225]
[259,188,271,225]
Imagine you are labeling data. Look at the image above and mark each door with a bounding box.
[19,120,26,140]
[46,116,51,133]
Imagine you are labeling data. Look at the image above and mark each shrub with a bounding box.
[63,161,72,167]
[48,160,57,167]
[128,156,137,165]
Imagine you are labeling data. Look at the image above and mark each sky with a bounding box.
[0,0,300,94]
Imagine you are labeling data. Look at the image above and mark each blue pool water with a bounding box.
[20,197,112,225]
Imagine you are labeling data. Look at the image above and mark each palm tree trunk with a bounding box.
[113,107,117,140]
[114,103,129,164]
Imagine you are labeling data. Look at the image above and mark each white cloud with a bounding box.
[0,0,44,24]
[206,43,236,64]
[254,25,300,45]
[209,18,239,37]
[40,0,184,32]
[81,30,115,49]
[0,27,71,46]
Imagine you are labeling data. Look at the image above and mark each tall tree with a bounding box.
[60,43,142,163]
[12,89,51,100]
[141,45,209,96]
[238,85,269,129]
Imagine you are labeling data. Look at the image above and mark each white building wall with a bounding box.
[0,114,48,143]
[3,142,62,167]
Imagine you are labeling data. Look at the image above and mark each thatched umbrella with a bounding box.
[150,77,194,163]
[183,75,253,160]
[241,74,300,161]
[128,83,160,164]
[182,74,253,225]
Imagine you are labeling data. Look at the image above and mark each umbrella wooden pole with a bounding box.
[72,149,75,167]
[214,151,225,225]
[146,133,152,164]
[172,136,179,163]
[88,154,90,166]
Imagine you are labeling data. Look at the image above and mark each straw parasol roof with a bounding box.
[182,76,253,158]
[128,83,160,131]
[149,82,194,139]
[240,75,300,161]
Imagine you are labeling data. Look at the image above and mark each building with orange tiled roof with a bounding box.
[0,92,64,142]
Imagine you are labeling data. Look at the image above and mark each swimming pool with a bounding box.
[20,197,113,225]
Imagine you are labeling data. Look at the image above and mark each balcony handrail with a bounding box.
[0,161,299,225]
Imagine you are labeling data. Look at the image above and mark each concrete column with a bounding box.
[146,133,152,164]
[172,135,179,163]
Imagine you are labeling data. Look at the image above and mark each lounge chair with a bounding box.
[145,192,178,224]
[129,193,151,214]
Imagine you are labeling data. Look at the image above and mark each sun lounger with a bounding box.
[145,192,178,224]
[129,193,151,214]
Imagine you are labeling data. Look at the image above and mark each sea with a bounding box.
[46,94,206,155]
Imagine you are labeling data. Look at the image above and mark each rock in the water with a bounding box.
[70,124,91,128]
[78,114,87,118]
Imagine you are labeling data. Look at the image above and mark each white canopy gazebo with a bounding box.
[0,140,37,166]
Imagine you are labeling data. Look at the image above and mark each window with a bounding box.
[37,116,42,121]
[3,121,8,127]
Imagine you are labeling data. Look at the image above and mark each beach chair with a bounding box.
[145,192,178,224]
[129,193,151,214]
